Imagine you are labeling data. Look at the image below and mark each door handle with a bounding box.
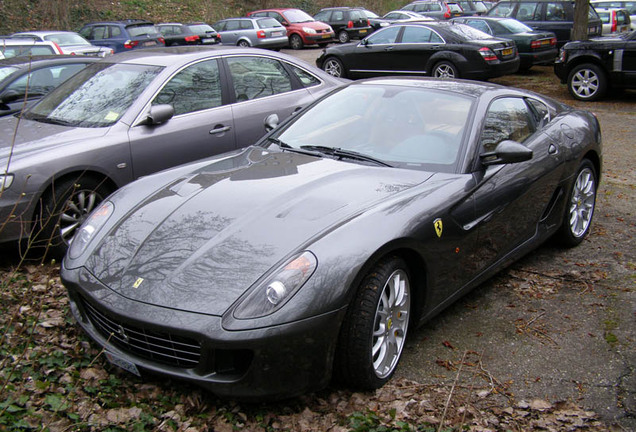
[384,46,394,51]
[210,125,231,135]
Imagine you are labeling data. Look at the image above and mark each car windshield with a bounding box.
[272,84,474,172]
[23,62,162,128]
[44,33,91,46]
[448,23,493,39]
[499,18,534,33]
[188,24,215,33]
[257,18,284,28]
[283,9,315,23]
[0,66,19,81]
[127,24,159,37]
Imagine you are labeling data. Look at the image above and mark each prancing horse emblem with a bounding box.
[434,218,443,238]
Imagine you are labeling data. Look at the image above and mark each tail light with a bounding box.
[478,47,498,61]
[444,5,451,19]
[217,34,222,41]
[530,40,542,49]
[184,35,200,42]
[124,40,139,49]
[611,10,617,33]
[550,37,556,46]
[367,19,371,27]
[158,37,165,45]
[347,20,353,28]
[52,41,63,54]
[257,30,266,38]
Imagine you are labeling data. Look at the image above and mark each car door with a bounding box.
[390,25,445,74]
[127,58,236,178]
[468,96,566,272]
[223,55,309,147]
[345,26,402,75]
[218,20,240,45]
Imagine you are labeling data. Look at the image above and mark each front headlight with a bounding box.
[233,251,317,319]
[68,201,114,259]
[302,27,317,34]
[0,174,14,192]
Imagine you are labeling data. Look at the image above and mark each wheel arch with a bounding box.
[564,54,609,78]
[582,149,602,184]
[426,51,467,74]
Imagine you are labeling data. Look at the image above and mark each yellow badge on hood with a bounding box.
[434,218,443,238]
[132,277,144,289]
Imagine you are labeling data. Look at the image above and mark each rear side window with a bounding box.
[402,26,441,43]
[240,20,254,30]
[546,3,567,21]
[228,56,293,101]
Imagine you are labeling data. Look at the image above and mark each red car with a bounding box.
[247,8,335,49]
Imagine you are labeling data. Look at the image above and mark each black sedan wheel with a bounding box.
[336,257,411,389]
[323,57,346,78]
[567,63,607,101]
[338,30,350,44]
[556,159,597,247]
[290,34,304,50]
[433,61,459,79]
[37,177,111,258]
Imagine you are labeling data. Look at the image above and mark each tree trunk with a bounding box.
[571,0,590,41]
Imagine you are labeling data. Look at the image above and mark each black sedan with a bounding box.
[451,17,557,70]
[316,21,520,79]
[0,55,99,116]
[157,22,221,46]
[62,78,601,400]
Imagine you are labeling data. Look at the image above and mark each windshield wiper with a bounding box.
[268,138,324,158]
[300,145,392,167]
[25,113,75,126]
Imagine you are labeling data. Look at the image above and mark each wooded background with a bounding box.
[0,0,409,35]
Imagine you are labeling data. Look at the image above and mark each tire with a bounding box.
[237,40,250,48]
[432,61,459,79]
[567,63,607,101]
[289,34,304,50]
[322,57,346,78]
[338,30,350,44]
[34,176,111,259]
[335,256,411,389]
[555,159,597,247]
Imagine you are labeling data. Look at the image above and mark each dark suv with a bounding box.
[487,1,603,47]
[313,7,373,43]
[554,29,636,100]
[79,20,165,53]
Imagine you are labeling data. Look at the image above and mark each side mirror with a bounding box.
[282,21,289,26]
[264,113,279,132]
[142,104,174,125]
[360,38,369,46]
[480,140,532,166]
[0,90,22,104]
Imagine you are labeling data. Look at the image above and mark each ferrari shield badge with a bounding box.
[434,218,443,238]
[132,277,144,289]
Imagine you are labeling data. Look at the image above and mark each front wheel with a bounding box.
[34,176,112,259]
[432,61,459,79]
[335,256,411,389]
[338,30,350,44]
[289,34,304,50]
[322,57,346,78]
[555,159,597,247]
[567,63,607,101]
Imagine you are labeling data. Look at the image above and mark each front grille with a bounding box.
[81,298,201,368]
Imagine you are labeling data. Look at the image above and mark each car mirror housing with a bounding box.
[143,104,174,125]
[480,140,533,166]
[264,113,279,131]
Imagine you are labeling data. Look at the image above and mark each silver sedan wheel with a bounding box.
[324,58,343,77]
[60,189,104,245]
[568,166,596,238]
[571,69,600,99]
[372,269,410,379]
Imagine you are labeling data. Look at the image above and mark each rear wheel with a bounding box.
[338,30,350,44]
[432,61,458,78]
[323,57,346,78]
[567,63,607,101]
[237,40,250,48]
[34,176,111,259]
[555,159,597,247]
[289,34,304,50]
[335,256,411,389]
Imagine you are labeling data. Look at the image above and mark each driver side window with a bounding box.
[152,59,222,116]
[480,98,536,152]
[366,26,401,44]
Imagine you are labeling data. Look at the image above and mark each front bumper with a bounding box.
[302,32,336,44]
[62,264,345,400]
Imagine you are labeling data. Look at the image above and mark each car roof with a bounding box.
[0,54,100,67]
[102,46,300,67]
[83,20,155,26]
[353,76,505,97]
[12,31,76,36]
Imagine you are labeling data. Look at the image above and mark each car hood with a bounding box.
[296,21,332,31]
[0,116,109,161]
[60,45,111,55]
[83,146,436,316]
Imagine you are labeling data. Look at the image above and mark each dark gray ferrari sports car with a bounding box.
[61,77,602,400]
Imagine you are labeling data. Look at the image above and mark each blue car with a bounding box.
[79,19,165,53]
